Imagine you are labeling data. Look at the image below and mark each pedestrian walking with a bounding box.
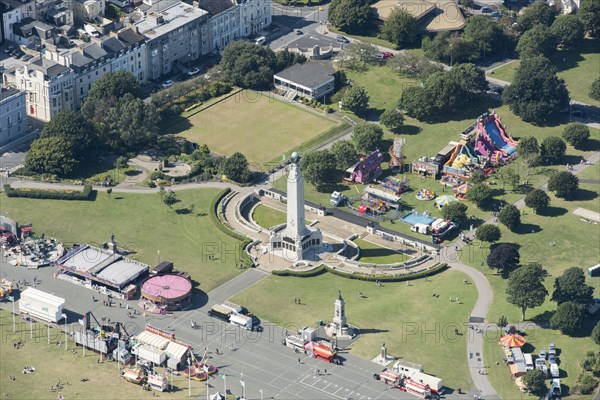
[298,358,301,363]
[324,369,327,375]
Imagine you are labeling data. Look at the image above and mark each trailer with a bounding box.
[18,288,65,323]
[406,371,443,395]
[284,335,306,351]
[229,313,254,331]
[148,373,169,392]
[304,341,340,364]
[208,304,232,322]
[377,369,402,388]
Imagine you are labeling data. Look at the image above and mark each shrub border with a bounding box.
[209,188,254,267]
[269,263,448,281]
[3,184,95,201]
[271,265,327,277]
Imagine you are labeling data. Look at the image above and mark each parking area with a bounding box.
[285,34,341,51]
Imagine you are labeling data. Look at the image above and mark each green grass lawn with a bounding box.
[487,39,600,106]
[166,90,340,166]
[483,328,597,399]
[252,204,286,229]
[0,189,245,292]
[230,269,477,390]
[0,311,207,399]
[353,238,407,264]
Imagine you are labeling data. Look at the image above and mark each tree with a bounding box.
[487,243,520,276]
[517,0,556,32]
[115,156,129,169]
[550,301,586,335]
[442,202,468,222]
[221,41,276,89]
[578,0,600,37]
[379,108,404,133]
[380,9,417,48]
[463,16,510,61]
[590,77,600,101]
[388,53,442,78]
[548,171,578,198]
[25,136,79,176]
[39,111,97,157]
[516,25,557,58]
[524,189,550,213]
[497,167,520,191]
[522,369,547,395]
[551,14,584,47]
[81,71,143,121]
[476,224,501,244]
[330,140,358,170]
[301,150,338,191]
[540,136,566,164]
[503,56,569,125]
[398,85,433,120]
[562,123,590,149]
[222,152,251,183]
[551,267,594,305]
[342,85,369,115]
[352,123,383,154]
[422,31,473,64]
[506,262,548,321]
[103,93,159,151]
[516,136,540,163]
[163,190,177,208]
[275,49,306,72]
[466,182,492,206]
[498,204,521,231]
[448,63,489,94]
[328,0,370,33]
[470,169,486,184]
[592,321,600,345]
[343,41,380,64]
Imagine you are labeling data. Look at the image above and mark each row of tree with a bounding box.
[398,63,488,121]
[26,72,158,176]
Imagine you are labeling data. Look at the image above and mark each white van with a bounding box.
[255,36,266,45]
[524,353,534,371]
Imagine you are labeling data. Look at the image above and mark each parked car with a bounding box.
[21,54,33,62]
[187,67,200,76]
[335,35,349,43]
[539,350,546,360]
[481,7,493,13]
[382,52,394,59]
[12,51,24,59]
[161,80,174,88]
[3,46,15,54]
[548,353,556,364]
[374,53,385,59]
[548,343,556,355]
[293,29,303,34]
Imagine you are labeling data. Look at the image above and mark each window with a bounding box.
[6,117,11,126]
[52,98,57,108]
[17,112,21,122]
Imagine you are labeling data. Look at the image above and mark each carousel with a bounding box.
[415,188,435,201]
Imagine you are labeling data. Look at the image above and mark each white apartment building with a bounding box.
[1,0,36,43]
[101,27,146,82]
[135,0,209,80]
[198,0,271,53]
[12,57,75,122]
[0,85,28,147]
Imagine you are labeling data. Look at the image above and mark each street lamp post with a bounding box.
[157,250,160,265]
[260,389,263,400]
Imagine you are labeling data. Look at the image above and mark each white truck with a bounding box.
[19,288,65,323]
[550,363,559,378]
[229,313,255,331]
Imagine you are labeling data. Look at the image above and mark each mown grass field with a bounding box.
[167,90,340,166]
[487,38,600,106]
[353,238,406,264]
[0,310,207,399]
[483,328,597,399]
[0,189,244,292]
[231,269,477,390]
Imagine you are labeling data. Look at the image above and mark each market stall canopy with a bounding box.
[499,333,526,348]
[434,195,459,206]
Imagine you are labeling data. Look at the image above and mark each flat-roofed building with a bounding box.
[372,0,465,33]
[273,60,335,101]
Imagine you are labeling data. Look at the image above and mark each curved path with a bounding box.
[3,147,598,398]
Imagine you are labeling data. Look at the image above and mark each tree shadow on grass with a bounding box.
[355,328,390,335]
[160,116,193,135]
[579,138,600,152]
[112,196,124,200]
[124,170,142,177]
[400,124,422,135]
[175,208,192,215]
[537,206,568,217]
[564,154,585,166]
[530,310,554,328]
[365,108,384,122]
[513,223,542,235]
[572,188,598,202]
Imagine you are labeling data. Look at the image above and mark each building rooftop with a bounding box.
[135,1,208,39]
[83,43,108,60]
[61,245,115,273]
[0,87,21,102]
[27,58,70,78]
[371,0,465,32]
[13,17,54,39]
[198,0,236,16]
[274,61,334,89]
[117,27,145,45]
[96,258,149,287]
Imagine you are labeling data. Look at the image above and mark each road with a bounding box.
[1,261,446,400]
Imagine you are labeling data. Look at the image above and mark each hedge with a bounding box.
[324,263,448,282]
[3,184,95,201]
[209,188,254,267]
[271,265,327,277]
